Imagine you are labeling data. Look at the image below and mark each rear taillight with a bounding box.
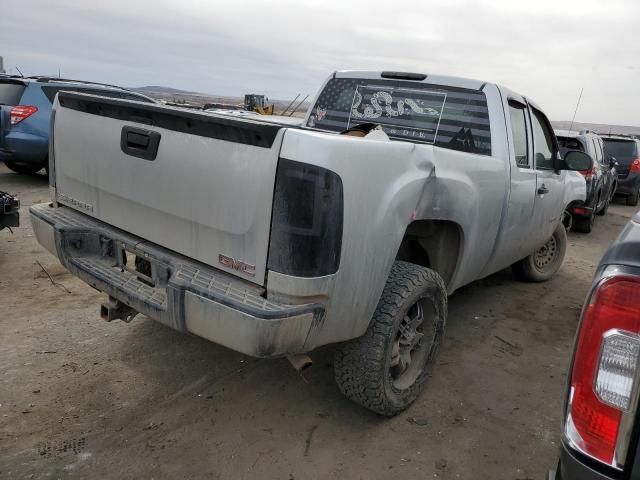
[10,105,38,125]
[268,158,343,277]
[630,159,640,173]
[565,275,640,469]
[573,207,587,215]
[578,167,595,180]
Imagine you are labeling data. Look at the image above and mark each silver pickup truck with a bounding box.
[30,70,590,415]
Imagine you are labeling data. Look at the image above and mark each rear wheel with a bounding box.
[3,159,44,175]
[512,223,567,282]
[334,261,447,416]
[627,188,640,207]
[597,191,611,216]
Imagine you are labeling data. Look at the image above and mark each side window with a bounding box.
[508,100,529,167]
[530,107,557,170]
[591,138,602,163]
[41,86,64,103]
[598,138,605,163]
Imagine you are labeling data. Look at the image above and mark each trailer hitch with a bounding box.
[100,296,139,323]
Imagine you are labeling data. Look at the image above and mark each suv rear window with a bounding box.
[307,77,491,155]
[0,81,26,106]
[603,139,638,163]
[41,86,154,104]
[557,136,585,152]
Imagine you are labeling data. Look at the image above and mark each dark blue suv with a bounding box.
[0,76,155,175]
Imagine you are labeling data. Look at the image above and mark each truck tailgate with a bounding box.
[52,92,285,285]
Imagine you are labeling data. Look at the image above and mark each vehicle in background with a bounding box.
[0,77,156,175]
[0,191,19,231]
[556,130,618,233]
[602,136,640,206]
[550,211,640,480]
[32,70,591,415]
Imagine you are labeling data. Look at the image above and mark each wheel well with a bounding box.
[395,220,462,287]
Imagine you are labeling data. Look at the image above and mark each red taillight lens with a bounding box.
[573,207,587,215]
[566,276,640,468]
[630,159,640,173]
[10,105,38,125]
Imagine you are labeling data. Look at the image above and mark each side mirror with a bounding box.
[562,150,593,171]
[609,156,619,167]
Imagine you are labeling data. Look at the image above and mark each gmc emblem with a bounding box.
[218,254,256,277]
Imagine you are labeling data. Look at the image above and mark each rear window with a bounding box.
[0,81,26,106]
[307,77,491,155]
[557,136,585,152]
[41,86,154,104]
[603,139,638,163]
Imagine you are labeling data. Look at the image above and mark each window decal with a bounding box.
[347,85,446,144]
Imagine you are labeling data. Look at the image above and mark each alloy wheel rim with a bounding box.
[389,298,437,390]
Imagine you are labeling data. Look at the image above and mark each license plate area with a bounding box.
[117,247,154,286]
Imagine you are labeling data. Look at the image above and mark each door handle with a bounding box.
[120,126,161,161]
[538,184,549,195]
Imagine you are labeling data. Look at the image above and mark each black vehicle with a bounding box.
[602,136,640,207]
[550,211,640,479]
[556,130,618,233]
[0,190,19,231]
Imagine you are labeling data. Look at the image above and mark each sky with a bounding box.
[1,0,639,125]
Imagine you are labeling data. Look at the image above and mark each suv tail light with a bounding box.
[565,275,640,469]
[630,159,640,173]
[267,158,343,277]
[578,167,595,180]
[10,105,38,125]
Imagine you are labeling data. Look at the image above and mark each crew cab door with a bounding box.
[528,105,565,246]
[495,96,539,262]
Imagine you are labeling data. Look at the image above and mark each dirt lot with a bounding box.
[1,162,637,480]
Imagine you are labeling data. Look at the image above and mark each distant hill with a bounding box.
[130,85,311,116]
[130,85,204,96]
[552,120,640,137]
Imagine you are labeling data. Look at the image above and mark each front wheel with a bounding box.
[512,223,567,282]
[333,261,447,416]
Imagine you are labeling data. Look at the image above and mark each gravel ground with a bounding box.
[1,163,638,479]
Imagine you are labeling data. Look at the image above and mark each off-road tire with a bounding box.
[3,159,44,175]
[627,188,640,207]
[333,261,447,416]
[512,223,567,282]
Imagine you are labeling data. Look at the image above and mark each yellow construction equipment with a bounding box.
[244,94,274,115]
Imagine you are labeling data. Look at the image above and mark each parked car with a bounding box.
[31,70,591,415]
[0,190,19,231]
[556,130,618,233]
[602,135,640,206]
[0,77,156,175]
[550,211,640,480]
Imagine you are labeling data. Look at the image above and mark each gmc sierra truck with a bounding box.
[30,70,591,415]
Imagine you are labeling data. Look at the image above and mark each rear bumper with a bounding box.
[551,442,615,480]
[0,131,48,164]
[30,203,324,358]
[615,173,640,196]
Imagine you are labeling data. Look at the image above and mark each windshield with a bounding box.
[307,77,491,155]
[0,82,26,105]
[603,139,638,163]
